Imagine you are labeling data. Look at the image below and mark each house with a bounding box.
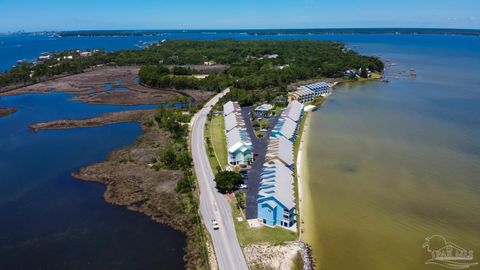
[223,101,254,166]
[224,111,245,132]
[282,100,304,123]
[263,54,279,59]
[289,82,330,103]
[299,82,330,97]
[204,60,216,66]
[288,88,314,103]
[257,160,296,228]
[270,117,298,141]
[254,103,274,118]
[38,55,51,60]
[223,101,241,116]
[266,136,294,168]
[344,69,357,78]
[226,127,254,166]
[270,101,303,141]
[79,51,92,57]
[276,64,290,70]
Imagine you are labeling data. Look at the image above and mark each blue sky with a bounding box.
[0,0,479,31]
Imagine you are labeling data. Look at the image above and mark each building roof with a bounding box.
[226,127,252,153]
[303,82,329,91]
[258,160,295,210]
[223,101,235,116]
[266,136,294,167]
[223,101,242,116]
[224,111,245,132]
[282,100,304,122]
[290,88,314,98]
[272,117,298,140]
[255,103,274,112]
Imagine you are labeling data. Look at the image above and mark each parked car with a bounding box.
[212,219,219,230]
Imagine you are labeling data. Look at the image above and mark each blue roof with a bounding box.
[304,82,329,91]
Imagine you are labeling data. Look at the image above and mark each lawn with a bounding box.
[371,71,383,79]
[205,115,228,171]
[228,196,298,247]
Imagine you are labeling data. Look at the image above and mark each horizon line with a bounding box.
[3,27,480,33]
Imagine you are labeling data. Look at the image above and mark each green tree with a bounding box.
[176,174,194,193]
[161,144,177,168]
[214,171,243,194]
[360,67,369,78]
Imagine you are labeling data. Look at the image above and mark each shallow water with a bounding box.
[302,35,480,269]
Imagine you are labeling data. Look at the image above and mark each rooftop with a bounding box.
[266,136,294,167]
[226,127,252,153]
[258,160,295,210]
[255,103,274,112]
[303,82,329,91]
[224,111,245,132]
[272,117,298,141]
[282,100,304,122]
[223,101,241,116]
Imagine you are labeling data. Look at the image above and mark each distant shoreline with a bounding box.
[3,28,479,37]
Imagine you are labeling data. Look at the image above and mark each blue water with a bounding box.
[0,93,184,269]
[1,32,479,269]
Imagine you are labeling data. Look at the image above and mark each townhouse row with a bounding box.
[257,100,304,229]
[223,101,254,166]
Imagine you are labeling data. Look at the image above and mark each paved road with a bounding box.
[191,89,249,270]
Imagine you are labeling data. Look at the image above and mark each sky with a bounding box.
[0,0,479,32]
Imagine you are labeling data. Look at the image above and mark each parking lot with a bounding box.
[240,106,279,220]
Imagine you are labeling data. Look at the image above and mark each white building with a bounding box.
[288,88,314,103]
[223,101,242,116]
[266,136,294,168]
[282,100,304,123]
[254,103,274,117]
[223,101,254,166]
[224,112,245,132]
[289,82,330,103]
[226,127,254,166]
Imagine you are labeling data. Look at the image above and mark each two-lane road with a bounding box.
[191,89,248,270]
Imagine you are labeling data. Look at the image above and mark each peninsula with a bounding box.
[1,38,383,269]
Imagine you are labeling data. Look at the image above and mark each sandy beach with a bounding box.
[296,112,312,239]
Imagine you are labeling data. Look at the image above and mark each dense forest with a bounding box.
[0,39,384,93]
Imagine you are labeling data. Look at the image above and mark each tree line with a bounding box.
[1,39,384,92]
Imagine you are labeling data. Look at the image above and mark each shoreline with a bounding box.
[295,77,383,268]
[297,112,311,239]
[29,109,154,131]
[29,106,211,269]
